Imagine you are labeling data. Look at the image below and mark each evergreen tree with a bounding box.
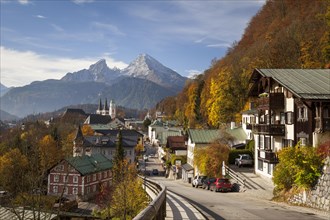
[113,130,126,183]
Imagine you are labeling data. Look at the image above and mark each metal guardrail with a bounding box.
[133,176,167,220]
[225,165,246,191]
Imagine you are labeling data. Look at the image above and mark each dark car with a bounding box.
[210,178,232,192]
[202,177,216,190]
[192,175,207,188]
[152,169,159,176]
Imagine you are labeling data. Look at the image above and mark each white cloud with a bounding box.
[18,0,29,5]
[35,15,46,19]
[186,69,202,79]
[0,47,128,87]
[72,0,94,5]
[91,22,126,36]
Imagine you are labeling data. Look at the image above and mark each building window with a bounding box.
[103,171,107,178]
[53,186,58,193]
[298,106,307,121]
[93,185,97,192]
[93,174,96,181]
[63,175,68,183]
[64,187,68,194]
[285,112,294,125]
[98,172,102,180]
[267,163,272,175]
[87,176,90,183]
[258,160,263,171]
[73,187,78,195]
[54,175,59,182]
[259,135,264,149]
[264,136,270,150]
[282,139,294,148]
[73,176,78,183]
[300,137,307,146]
[87,186,90,194]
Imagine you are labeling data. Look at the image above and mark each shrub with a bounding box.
[273,144,323,191]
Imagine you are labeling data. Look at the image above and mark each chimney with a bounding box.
[249,102,254,110]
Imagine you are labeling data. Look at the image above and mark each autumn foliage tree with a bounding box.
[193,129,232,176]
[0,148,29,196]
[94,130,148,219]
[155,0,329,128]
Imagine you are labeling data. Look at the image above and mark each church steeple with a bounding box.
[73,125,85,157]
[109,100,116,119]
[98,99,102,111]
[104,98,109,111]
[74,125,84,141]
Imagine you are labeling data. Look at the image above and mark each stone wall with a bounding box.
[289,156,330,211]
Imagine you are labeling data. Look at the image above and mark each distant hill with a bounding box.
[0,109,20,122]
[0,54,187,118]
[0,83,11,97]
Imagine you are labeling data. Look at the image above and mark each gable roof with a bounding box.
[226,127,247,142]
[84,114,112,125]
[63,108,86,116]
[81,129,142,148]
[166,136,186,150]
[66,154,112,176]
[159,130,182,145]
[187,129,219,144]
[252,69,330,100]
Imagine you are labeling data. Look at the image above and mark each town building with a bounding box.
[47,154,112,201]
[248,69,330,179]
[73,126,143,164]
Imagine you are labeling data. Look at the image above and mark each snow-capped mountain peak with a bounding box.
[61,54,187,90]
[89,59,108,75]
[123,53,169,77]
[61,59,120,83]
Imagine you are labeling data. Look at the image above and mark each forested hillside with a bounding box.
[155,0,330,128]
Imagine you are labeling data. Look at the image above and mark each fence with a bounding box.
[133,176,167,220]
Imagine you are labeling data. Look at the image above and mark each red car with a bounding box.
[210,178,232,192]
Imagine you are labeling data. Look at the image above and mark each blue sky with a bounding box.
[1,0,265,87]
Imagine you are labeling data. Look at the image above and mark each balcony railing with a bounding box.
[258,149,279,163]
[252,124,285,136]
[257,93,284,110]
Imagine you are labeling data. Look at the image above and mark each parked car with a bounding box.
[143,155,148,161]
[192,175,207,188]
[210,178,232,192]
[152,169,159,176]
[235,154,253,167]
[202,177,216,190]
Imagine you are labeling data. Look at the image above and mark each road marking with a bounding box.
[166,191,205,220]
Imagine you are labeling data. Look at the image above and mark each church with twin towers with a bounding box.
[96,99,116,119]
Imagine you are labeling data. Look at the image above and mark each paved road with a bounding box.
[152,177,329,220]
[166,190,205,220]
[142,146,329,220]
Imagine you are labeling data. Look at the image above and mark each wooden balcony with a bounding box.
[257,93,284,110]
[258,149,279,163]
[252,124,285,136]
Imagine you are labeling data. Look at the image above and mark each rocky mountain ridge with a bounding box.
[0,54,187,119]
